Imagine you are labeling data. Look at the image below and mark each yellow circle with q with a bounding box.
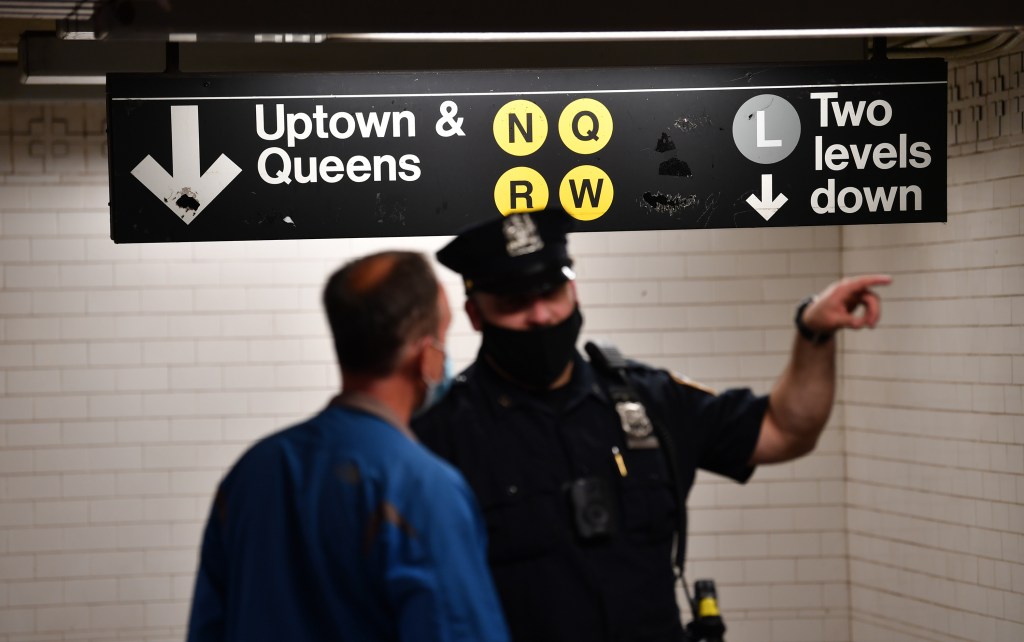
[494,167,549,215]
[558,99,613,155]
[493,100,548,157]
[559,165,613,221]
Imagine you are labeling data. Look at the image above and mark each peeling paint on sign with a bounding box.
[639,191,698,216]
[658,158,692,178]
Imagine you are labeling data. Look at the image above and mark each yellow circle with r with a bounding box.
[494,167,550,215]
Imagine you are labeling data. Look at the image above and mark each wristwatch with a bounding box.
[795,296,833,345]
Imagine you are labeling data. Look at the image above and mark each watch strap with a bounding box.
[795,296,833,345]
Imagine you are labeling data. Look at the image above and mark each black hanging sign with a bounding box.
[107,59,946,243]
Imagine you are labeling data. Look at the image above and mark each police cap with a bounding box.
[437,210,576,295]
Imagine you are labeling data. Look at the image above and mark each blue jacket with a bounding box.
[188,402,509,642]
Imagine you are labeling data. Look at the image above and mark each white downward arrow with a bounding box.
[745,174,788,221]
[131,105,242,225]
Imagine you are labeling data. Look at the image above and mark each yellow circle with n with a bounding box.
[493,100,548,156]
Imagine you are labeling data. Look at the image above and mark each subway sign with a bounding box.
[106,60,946,243]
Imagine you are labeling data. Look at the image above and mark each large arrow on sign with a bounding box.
[131,105,242,225]
[746,174,788,221]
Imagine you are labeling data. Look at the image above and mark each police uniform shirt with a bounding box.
[188,400,510,642]
[413,353,767,642]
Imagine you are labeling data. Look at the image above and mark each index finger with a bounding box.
[843,274,893,293]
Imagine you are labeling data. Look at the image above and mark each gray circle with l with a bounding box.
[732,94,800,164]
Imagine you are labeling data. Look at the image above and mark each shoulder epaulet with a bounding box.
[669,371,717,396]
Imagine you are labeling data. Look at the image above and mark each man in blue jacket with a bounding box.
[188,251,509,642]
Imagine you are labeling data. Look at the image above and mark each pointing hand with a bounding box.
[802,274,893,333]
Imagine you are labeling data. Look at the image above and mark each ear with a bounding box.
[465,297,483,332]
[400,334,429,381]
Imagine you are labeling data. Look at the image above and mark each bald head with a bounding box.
[323,251,441,377]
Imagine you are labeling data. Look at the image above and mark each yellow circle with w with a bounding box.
[493,100,548,157]
[559,165,613,221]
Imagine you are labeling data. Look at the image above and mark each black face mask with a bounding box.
[480,305,583,389]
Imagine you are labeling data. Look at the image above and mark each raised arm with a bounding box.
[750,274,892,465]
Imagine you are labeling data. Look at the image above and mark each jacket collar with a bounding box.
[330,391,416,441]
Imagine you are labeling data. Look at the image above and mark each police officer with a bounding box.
[413,210,890,642]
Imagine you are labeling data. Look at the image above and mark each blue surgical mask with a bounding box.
[417,353,454,416]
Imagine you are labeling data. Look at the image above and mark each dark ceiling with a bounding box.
[87,1,1023,38]
[0,0,1020,96]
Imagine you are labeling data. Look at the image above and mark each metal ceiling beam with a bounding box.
[17,30,870,85]
[90,0,1022,40]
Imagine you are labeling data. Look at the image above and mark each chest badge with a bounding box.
[616,401,659,449]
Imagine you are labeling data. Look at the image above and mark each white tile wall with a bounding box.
[2,47,1024,642]
[844,49,1024,642]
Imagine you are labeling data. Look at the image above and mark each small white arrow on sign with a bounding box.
[746,174,788,221]
[131,105,242,225]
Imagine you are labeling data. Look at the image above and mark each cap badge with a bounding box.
[502,214,545,257]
